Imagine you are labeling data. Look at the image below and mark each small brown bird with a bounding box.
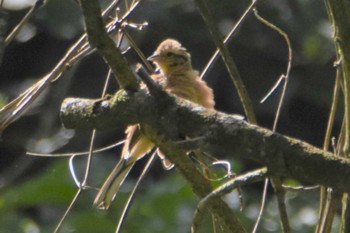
[93,39,215,209]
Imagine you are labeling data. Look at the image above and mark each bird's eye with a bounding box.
[166,52,173,57]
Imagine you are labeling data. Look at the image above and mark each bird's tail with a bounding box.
[93,134,154,210]
[93,158,135,210]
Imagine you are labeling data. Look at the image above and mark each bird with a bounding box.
[93,39,215,210]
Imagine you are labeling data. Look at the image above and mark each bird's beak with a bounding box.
[147,53,160,62]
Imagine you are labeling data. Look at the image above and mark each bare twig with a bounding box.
[26,140,125,157]
[318,189,341,233]
[271,177,291,233]
[254,9,292,131]
[341,193,350,233]
[191,168,267,233]
[321,0,350,231]
[5,0,45,46]
[0,0,121,132]
[115,150,157,233]
[123,29,154,73]
[58,2,149,232]
[200,0,259,80]
[53,189,82,233]
[252,179,269,233]
[52,2,132,230]
[0,34,87,132]
[194,0,257,124]
[252,8,293,233]
[82,68,114,185]
[79,0,139,90]
[53,63,115,233]
[282,185,319,192]
[316,59,342,233]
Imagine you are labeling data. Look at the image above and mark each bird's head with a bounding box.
[148,39,192,76]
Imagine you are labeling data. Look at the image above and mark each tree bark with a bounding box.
[60,88,350,193]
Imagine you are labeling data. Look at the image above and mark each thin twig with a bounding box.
[26,140,125,157]
[53,189,82,233]
[5,0,45,46]
[195,0,257,124]
[79,0,139,90]
[251,8,294,233]
[324,5,350,229]
[200,0,259,80]
[191,168,267,233]
[282,185,319,192]
[121,0,142,22]
[318,189,341,233]
[316,61,342,233]
[82,66,114,185]
[260,75,284,103]
[341,193,350,233]
[0,34,86,131]
[0,0,122,132]
[115,150,157,233]
[271,177,291,233]
[69,155,82,187]
[74,2,147,232]
[254,8,292,131]
[252,179,269,233]
[123,29,154,73]
[53,64,115,233]
[53,2,129,230]
[316,1,346,232]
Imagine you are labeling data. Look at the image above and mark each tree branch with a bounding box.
[61,88,247,232]
[60,89,350,194]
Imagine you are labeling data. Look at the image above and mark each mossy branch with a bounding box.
[61,89,350,193]
[61,88,247,232]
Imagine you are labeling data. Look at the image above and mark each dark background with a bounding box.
[0,0,340,232]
